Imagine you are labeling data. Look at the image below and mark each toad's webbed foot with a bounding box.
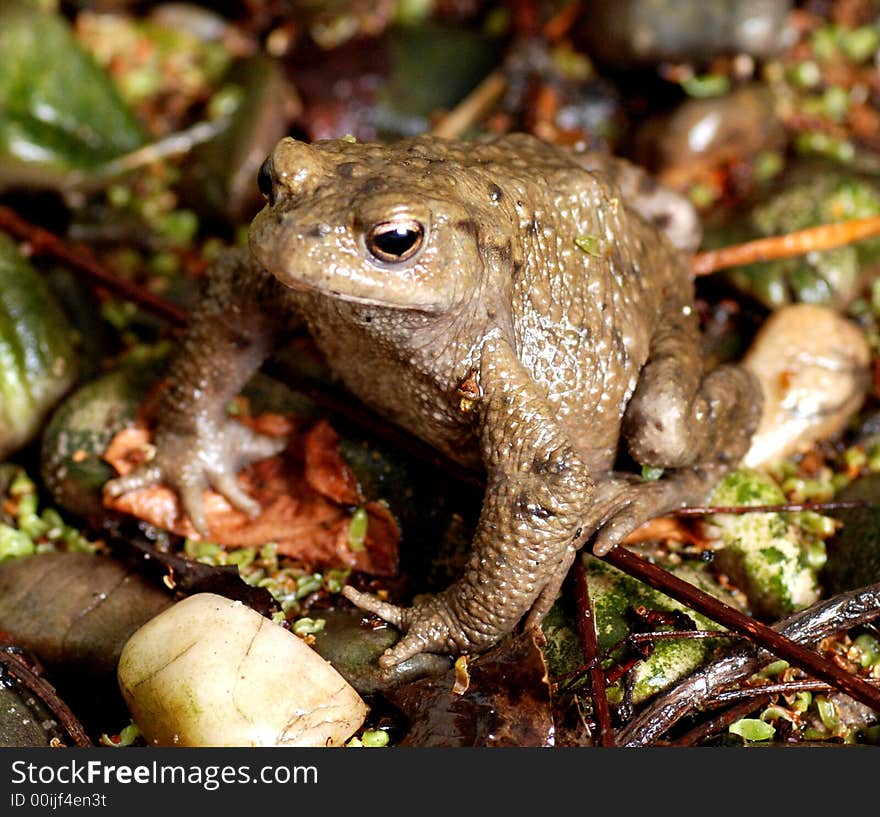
[342,586,501,668]
[104,419,286,536]
[589,470,718,556]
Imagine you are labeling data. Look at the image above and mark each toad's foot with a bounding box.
[589,469,719,556]
[342,586,505,668]
[103,420,287,537]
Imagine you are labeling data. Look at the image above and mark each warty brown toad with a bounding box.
[105,132,762,668]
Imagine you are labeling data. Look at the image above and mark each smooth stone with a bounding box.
[742,304,871,468]
[580,0,794,67]
[117,593,367,747]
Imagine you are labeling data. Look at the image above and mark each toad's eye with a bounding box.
[366,220,425,263]
[257,157,274,204]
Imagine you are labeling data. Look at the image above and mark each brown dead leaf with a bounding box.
[621,515,710,549]
[102,417,399,576]
[384,628,555,747]
[303,419,362,505]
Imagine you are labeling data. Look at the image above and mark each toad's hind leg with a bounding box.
[591,303,763,556]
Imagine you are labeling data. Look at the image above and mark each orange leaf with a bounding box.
[102,417,399,576]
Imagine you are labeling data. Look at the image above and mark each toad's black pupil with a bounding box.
[257,157,274,203]
[373,227,419,257]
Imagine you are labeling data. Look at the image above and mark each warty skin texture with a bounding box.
[105,133,762,667]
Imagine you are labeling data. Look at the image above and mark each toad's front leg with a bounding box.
[103,249,294,535]
[343,335,595,667]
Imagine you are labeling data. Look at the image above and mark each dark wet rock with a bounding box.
[578,0,794,69]
[311,608,450,693]
[825,474,880,594]
[634,83,787,196]
[383,628,555,747]
[0,552,172,686]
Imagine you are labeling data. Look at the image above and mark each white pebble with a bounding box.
[742,304,870,467]
[117,593,367,747]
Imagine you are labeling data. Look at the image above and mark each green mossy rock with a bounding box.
[824,473,880,593]
[0,234,77,458]
[708,468,825,619]
[541,555,733,706]
[711,163,880,309]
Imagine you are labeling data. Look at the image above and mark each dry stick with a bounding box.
[0,204,187,327]
[670,676,852,746]
[674,499,868,516]
[710,676,880,706]
[0,649,93,747]
[573,558,616,746]
[618,629,733,646]
[430,70,507,140]
[691,214,880,276]
[602,547,880,715]
[95,119,228,180]
[61,119,229,192]
[616,580,880,746]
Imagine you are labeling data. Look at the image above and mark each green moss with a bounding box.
[708,469,827,619]
[543,556,732,705]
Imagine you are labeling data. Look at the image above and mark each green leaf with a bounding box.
[347,507,369,552]
[0,4,145,189]
[729,718,776,741]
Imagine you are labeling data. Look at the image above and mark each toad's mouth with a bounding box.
[260,258,441,312]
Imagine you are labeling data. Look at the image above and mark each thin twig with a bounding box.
[674,499,870,516]
[62,118,230,191]
[602,546,880,714]
[691,214,880,276]
[621,629,734,645]
[0,648,93,747]
[668,694,774,747]
[573,558,616,746]
[709,676,880,706]
[97,119,229,178]
[430,70,507,139]
[616,581,880,746]
[0,204,188,327]
[666,660,880,747]
[555,629,737,689]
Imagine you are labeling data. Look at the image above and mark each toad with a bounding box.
[105,133,762,668]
